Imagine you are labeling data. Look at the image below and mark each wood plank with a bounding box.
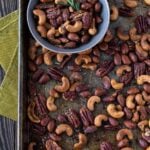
[0,0,18,149]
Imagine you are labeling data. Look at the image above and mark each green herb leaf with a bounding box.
[67,0,80,10]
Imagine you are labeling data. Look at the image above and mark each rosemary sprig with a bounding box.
[67,0,80,10]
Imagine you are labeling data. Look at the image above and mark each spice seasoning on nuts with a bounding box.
[27,0,150,149]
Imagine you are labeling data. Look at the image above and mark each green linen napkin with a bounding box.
[0,11,18,120]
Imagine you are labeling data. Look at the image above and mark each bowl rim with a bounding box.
[27,0,110,54]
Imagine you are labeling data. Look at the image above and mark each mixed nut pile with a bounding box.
[27,0,150,150]
[33,0,102,48]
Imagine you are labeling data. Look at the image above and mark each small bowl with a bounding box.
[27,0,110,54]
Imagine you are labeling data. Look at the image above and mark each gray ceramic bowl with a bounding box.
[27,0,110,54]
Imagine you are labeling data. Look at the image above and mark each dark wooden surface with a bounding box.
[0,0,18,149]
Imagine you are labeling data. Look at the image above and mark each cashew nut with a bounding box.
[56,53,66,63]
[135,43,148,58]
[129,27,141,41]
[82,63,97,71]
[88,19,97,36]
[124,0,138,8]
[55,0,67,4]
[126,95,136,109]
[104,30,114,42]
[141,34,150,51]
[110,5,119,21]
[27,102,40,123]
[146,146,150,150]
[144,0,150,5]
[142,91,150,102]
[55,124,73,136]
[46,96,57,112]
[37,25,47,38]
[135,94,145,106]
[79,49,92,55]
[111,79,124,90]
[116,129,133,141]
[66,21,83,33]
[28,142,36,150]
[94,114,108,127]
[75,55,92,65]
[43,51,56,65]
[137,75,150,85]
[55,76,70,92]
[74,133,87,150]
[138,120,149,131]
[87,96,101,111]
[33,9,46,25]
[47,27,59,39]
[116,65,132,77]
[107,104,124,119]
[58,21,70,35]
[117,28,130,41]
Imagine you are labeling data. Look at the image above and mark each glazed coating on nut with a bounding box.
[46,96,57,112]
[55,76,70,92]
[116,129,133,141]
[74,133,87,150]
[126,95,136,109]
[55,124,73,136]
[137,75,150,85]
[110,5,119,21]
[111,79,124,90]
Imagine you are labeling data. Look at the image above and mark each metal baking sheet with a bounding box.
[18,0,149,149]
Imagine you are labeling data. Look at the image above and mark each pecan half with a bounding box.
[100,141,113,150]
[120,71,133,85]
[134,63,146,79]
[63,91,77,101]
[45,139,62,150]
[119,7,134,17]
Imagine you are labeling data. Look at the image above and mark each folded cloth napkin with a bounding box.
[0,10,18,120]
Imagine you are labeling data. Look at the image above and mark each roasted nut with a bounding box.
[46,96,57,112]
[111,79,124,90]
[74,133,87,150]
[102,76,111,90]
[56,53,66,63]
[70,72,83,82]
[43,51,55,65]
[144,0,150,5]
[108,117,119,126]
[68,33,80,42]
[94,114,108,127]
[124,0,138,8]
[35,54,43,65]
[116,129,133,141]
[47,120,56,132]
[142,91,150,102]
[55,76,70,92]
[143,84,150,93]
[137,75,150,85]
[70,82,81,92]
[28,45,37,60]
[81,3,92,10]
[27,102,40,123]
[94,87,106,96]
[84,125,97,134]
[28,142,36,150]
[138,138,148,149]
[129,52,138,63]
[116,65,131,77]
[37,25,47,38]
[146,146,150,150]
[129,27,141,41]
[137,105,147,120]
[138,120,149,131]
[100,141,113,150]
[121,55,131,65]
[123,120,136,129]
[79,49,92,55]
[38,73,50,84]
[45,139,62,150]
[55,124,73,136]
[88,19,97,36]
[110,5,119,21]
[66,21,83,33]
[117,28,130,41]
[28,61,37,72]
[55,0,67,4]
[132,111,139,122]
[75,55,92,65]
[107,104,124,119]
[33,9,46,25]
[135,43,148,58]
[135,94,145,105]
[81,34,90,43]
[118,138,129,148]
[92,56,100,64]
[117,94,126,107]
[124,107,133,119]
[114,53,122,65]
[141,34,150,51]
[126,95,135,109]
[104,30,113,42]
[127,87,140,95]
[82,63,97,71]
[87,96,101,111]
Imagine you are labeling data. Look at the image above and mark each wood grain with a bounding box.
[0,0,17,149]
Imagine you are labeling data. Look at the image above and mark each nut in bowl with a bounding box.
[27,0,110,53]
